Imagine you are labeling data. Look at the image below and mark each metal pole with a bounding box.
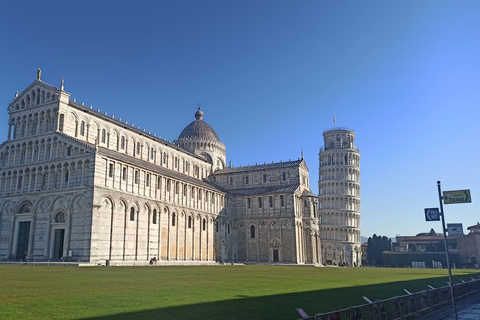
[437,181,458,320]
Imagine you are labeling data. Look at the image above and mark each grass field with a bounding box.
[0,265,479,320]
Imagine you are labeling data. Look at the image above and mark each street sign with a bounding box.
[447,223,464,236]
[443,190,471,204]
[425,208,440,221]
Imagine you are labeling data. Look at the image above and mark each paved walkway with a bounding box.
[420,296,480,320]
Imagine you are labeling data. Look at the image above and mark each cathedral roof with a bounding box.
[214,159,304,174]
[227,184,300,196]
[177,107,220,142]
[302,189,317,197]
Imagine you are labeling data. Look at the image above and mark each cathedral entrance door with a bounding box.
[273,249,279,262]
[16,221,31,259]
[53,229,65,260]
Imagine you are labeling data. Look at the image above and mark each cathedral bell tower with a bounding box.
[318,128,361,266]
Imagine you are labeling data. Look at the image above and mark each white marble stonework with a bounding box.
[318,128,362,266]
[0,72,322,266]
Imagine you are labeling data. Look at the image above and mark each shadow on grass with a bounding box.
[79,276,468,320]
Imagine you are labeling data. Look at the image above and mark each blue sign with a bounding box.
[425,208,440,221]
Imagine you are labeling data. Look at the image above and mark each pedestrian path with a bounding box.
[420,296,480,320]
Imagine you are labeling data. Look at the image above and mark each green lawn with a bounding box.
[0,265,479,320]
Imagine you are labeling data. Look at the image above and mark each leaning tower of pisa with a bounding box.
[318,128,361,266]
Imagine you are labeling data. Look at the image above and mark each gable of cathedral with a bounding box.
[8,79,63,114]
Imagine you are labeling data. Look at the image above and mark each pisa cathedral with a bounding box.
[0,71,360,266]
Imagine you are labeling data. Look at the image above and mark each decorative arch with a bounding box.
[16,198,34,214]
[50,194,69,212]
[199,152,212,162]
[54,211,66,223]
[270,237,281,248]
[100,195,114,210]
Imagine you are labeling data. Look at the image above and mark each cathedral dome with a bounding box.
[178,107,220,142]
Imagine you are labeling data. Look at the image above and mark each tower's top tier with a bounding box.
[322,128,357,151]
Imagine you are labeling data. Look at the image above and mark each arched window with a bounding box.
[121,136,125,150]
[250,225,255,239]
[188,216,192,229]
[130,207,135,221]
[202,218,206,231]
[152,209,157,224]
[59,114,64,132]
[134,170,139,184]
[136,142,140,155]
[172,212,176,226]
[101,129,106,143]
[80,121,85,136]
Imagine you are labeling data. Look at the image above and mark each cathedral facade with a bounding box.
[0,72,321,265]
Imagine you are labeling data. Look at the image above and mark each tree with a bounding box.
[416,228,440,236]
[366,234,392,265]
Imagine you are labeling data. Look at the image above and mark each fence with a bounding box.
[303,276,480,320]
[0,259,79,267]
[0,259,220,267]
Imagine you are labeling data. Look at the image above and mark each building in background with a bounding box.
[0,72,320,265]
[318,128,361,266]
[457,223,480,267]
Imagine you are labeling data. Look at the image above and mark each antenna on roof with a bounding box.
[301,148,304,159]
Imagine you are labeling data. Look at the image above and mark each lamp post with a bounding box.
[437,181,457,320]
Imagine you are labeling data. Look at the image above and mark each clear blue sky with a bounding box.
[1,1,478,239]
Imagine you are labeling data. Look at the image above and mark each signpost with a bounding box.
[424,208,440,221]
[434,183,472,320]
[447,223,464,237]
[443,190,471,204]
